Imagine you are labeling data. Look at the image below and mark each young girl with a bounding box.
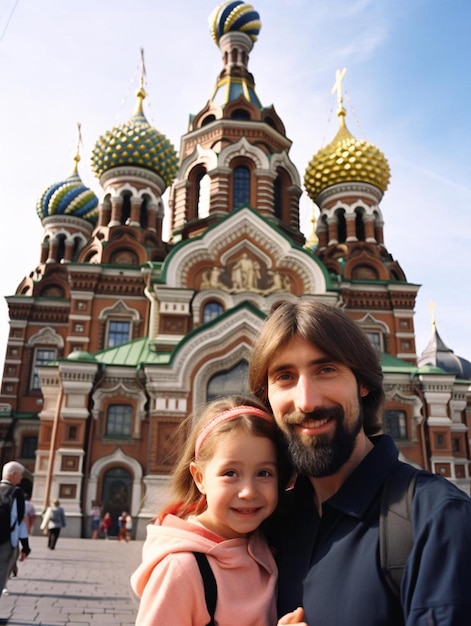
[131,396,306,626]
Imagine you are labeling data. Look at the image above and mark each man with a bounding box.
[0,461,31,595]
[249,300,471,625]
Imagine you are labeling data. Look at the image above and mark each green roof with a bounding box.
[94,337,171,367]
[380,352,448,376]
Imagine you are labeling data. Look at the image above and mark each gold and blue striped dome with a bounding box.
[91,88,179,187]
[37,158,98,224]
[210,1,261,45]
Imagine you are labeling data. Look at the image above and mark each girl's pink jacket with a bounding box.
[131,514,278,625]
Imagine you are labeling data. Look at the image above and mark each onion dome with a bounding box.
[418,323,471,380]
[304,106,390,203]
[210,1,261,45]
[36,154,98,224]
[90,84,178,187]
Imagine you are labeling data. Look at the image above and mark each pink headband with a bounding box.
[194,405,273,460]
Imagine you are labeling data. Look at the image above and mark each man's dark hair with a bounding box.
[249,300,384,435]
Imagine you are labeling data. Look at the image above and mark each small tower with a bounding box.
[36,126,98,269]
[88,50,178,263]
[169,0,303,244]
[304,69,405,283]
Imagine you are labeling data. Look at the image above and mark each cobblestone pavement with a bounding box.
[0,535,144,625]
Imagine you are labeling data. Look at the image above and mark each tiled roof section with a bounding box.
[94,337,171,366]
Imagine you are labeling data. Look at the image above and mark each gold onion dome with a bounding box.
[91,86,179,187]
[304,107,390,203]
[36,154,98,224]
[210,0,261,45]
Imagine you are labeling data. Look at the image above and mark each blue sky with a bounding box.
[0,0,470,371]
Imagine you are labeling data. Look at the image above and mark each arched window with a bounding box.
[203,301,223,323]
[31,347,57,390]
[106,320,131,348]
[364,330,383,354]
[207,360,249,401]
[121,192,132,226]
[355,207,366,241]
[336,210,347,243]
[233,166,250,209]
[201,114,216,127]
[274,176,282,219]
[72,237,82,260]
[140,195,149,229]
[106,404,132,438]
[231,108,250,120]
[197,173,211,219]
[384,410,407,440]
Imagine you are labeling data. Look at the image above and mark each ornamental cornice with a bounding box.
[182,121,290,158]
[317,182,383,205]
[42,215,95,233]
[100,166,165,191]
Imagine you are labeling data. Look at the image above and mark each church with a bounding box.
[0,0,470,538]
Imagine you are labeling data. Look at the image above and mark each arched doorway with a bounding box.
[101,467,132,536]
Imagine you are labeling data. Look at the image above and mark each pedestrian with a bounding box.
[117,511,129,542]
[101,512,112,539]
[131,396,305,626]
[124,512,133,541]
[40,498,66,550]
[24,493,36,535]
[249,299,471,625]
[90,501,102,539]
[0,461,31,596]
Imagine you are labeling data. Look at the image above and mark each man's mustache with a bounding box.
[283,406,344,426]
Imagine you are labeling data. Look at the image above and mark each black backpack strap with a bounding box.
[379,462,418,598]
[193,552,217,626]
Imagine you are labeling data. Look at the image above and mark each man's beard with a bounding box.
[282,403,363,477]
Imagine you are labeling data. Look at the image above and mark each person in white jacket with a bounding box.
[40,499,66,550]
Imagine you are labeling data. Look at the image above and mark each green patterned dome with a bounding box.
[91,87,179,187]
[304,108,390,202]
[37,157,98,224]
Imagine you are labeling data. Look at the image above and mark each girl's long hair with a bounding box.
[158,395,293,523]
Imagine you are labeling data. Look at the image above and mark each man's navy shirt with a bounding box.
[265,434,471,625]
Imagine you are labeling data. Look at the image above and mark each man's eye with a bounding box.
[319,365,336,374]
[270,371,293,383]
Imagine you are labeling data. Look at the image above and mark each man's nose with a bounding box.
[294,375,322,413]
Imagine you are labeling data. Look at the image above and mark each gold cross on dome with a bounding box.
[428,299,437,328]
[332,67,347,106]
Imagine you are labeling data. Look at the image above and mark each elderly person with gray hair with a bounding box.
[0,461,31,595]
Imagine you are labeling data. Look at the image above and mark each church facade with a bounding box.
[1,1,470,538]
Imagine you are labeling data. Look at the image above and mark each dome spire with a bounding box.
[332,67,347,123]
[72,122,82,175]
[428,298,437,331]
[304,69,390,202]
[134,48,147,117]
